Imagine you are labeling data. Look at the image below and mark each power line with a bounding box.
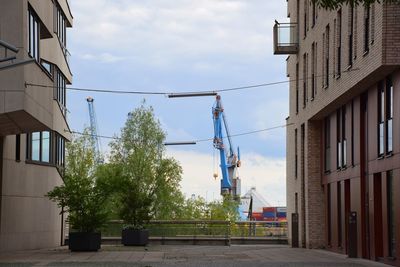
[67,122,293,143]
[24,68,359,96]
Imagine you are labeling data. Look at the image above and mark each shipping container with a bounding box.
[276,207,287,213]
[276,212,286,218]
[263,207,277,213]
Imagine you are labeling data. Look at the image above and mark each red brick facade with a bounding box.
[283,1,400,265]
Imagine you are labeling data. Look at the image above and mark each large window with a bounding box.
[27,131,66,169]
[28,8,40,62]
[28,131,51,163]
[337,106,347,169]
[386,78,393,154]
[55,4,67,48]
[55,69,67,115]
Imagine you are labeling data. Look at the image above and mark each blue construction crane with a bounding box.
[212,95,241,198]
[86,97,102,162]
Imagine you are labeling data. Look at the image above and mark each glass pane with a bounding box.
[30,14,34,56]
[42,131,50,163]
[337,142,342,168]
[343,140,347,166]
[379,122,384,155]
[387,119,393,153]
[31,132,40,161]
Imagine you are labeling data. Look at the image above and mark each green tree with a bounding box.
[108,102,184,228]
[312,0,399,10]
[47,130,110,233]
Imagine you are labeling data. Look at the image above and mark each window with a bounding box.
[27,131,66,169]
[303,53,308,107]
[296,63,299,114]
[337,106,347,169]
[378,82,385,156]
[348,6,354,66]
[28,8,40,62]
[41,60,53,77]
[311,1,316,27]
[364,5,370,53]
[55,134,65,169]
[324,25,330,88]
[29,131,50,163]
[55,69,67,115]
[351,100,354,166]
[55,4,67,48]
[304,0,308,38]
[311,42,317,99]
[295,129,298,178]
[15,134,21,162]
[327,183,332,246]
[386,78,393,153]
[336,9,342,77]
[324,117,331,172]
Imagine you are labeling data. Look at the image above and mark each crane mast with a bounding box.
[86,97,102,162]
[212,95,241,198]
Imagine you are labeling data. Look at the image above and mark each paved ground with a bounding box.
[0,245,389,267]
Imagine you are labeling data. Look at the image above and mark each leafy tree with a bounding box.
[47,130,110,233]
[208,196,239,222]
[108,102,184,228]
[312,0,399,10]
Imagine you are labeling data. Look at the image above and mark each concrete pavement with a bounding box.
[0,245,390,267]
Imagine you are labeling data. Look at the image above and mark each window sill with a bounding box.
[324,170,331,175]
[377,155,385,160]
[385,152,393,158]
[26,159,55,168]
[363,50,369,57]
[323,85,329,90]
[336,74,341,80]
[346,64,352,71]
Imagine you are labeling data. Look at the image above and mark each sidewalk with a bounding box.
[0,245,390,267]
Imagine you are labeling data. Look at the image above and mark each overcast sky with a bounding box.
[67,0,289,206]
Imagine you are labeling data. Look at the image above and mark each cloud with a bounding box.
[69,0,284,68]
[79,53,124,63]
[166,148,286,206]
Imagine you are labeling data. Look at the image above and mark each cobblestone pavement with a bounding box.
[0,245,390,267]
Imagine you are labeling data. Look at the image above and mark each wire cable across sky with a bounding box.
[25,68,359,97]
[67,122,294,144]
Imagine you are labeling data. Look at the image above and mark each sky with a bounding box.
[67,0,289,206]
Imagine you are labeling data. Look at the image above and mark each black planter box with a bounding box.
[122,229,149,246]
[69,232,101,252]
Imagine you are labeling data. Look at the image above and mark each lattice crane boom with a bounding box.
[86,97,102,161]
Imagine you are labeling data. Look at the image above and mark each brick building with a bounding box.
[274,0,400,264]
[0,0,72,251]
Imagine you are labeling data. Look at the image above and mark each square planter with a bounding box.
[122,229,149,246]
[69,232,101,252]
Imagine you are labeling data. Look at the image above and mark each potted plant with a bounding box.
[47,132,110,252]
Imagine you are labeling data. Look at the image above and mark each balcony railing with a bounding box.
[273,21,299,55]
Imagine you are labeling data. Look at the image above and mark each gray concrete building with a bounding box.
[0,0,72,251]
[275,0,400,265]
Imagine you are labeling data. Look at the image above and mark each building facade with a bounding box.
[0,0,72,251]
[275,0,400,265]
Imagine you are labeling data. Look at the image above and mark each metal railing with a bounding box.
[100,220,287,239]
[273,21,299,55]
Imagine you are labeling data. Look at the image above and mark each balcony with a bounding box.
[273,21,298,55]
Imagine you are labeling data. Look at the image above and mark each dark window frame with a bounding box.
[28,7,40,62]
